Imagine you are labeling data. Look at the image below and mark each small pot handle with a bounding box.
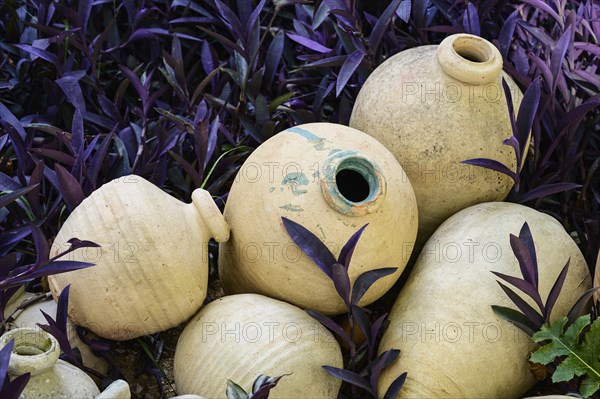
[191,189,230,243]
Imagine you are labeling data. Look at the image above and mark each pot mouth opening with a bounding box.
[436,34,503,84]
[14,338,53,356]
[0,328,60,376]
[335,158,378,204]
[321,152,386,216]
[452,37,493,63]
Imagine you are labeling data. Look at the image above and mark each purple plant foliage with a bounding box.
[0,0,598,396]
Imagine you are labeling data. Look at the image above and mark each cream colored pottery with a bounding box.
[350,34,525,243]
[47,176,230,340]
[174,294,343,398]
[524,396,579,398]
[219,123,418,314]
[170,396,207,399]
[9,294,108,377]
[0,327,100,398]
[377,202,591,398]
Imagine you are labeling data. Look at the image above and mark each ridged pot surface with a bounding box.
[174,294,342,398]
[219,122,418,314]
[350,34,525,243]
[378,202,591,398]
[48,176,230,340]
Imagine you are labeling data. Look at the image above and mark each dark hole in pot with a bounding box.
[453,38,492,63]
[336,169,370,203]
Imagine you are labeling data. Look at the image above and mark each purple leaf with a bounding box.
[77,0,93,33]
[498,11,518,59]
[550,26,572,92]
[0,102,26,139]
[461,159,518,182]
[520,0,563,28]
[246,0,266,39]
[54,164,85,212]
[14,45,61,73]
[517,183,581,203]
[55,71,87,113]
[368,0,401,49]
[492,305,538,336]
[336,50,365,97]
[370,349,400,394]
[351,305,372,346]
[27,260,94,279]
[0,339,14,388]
[89,130,114,189]
[322,366,373,394]
[305,310,352,346]
[287,33,332,53]
[543,259,569,321]
[198,27,248,60]
[567,287,599,324]
[496,282,545,327]
[0,185,39,209]
[492,270,543,311]
[511,223,538,287]
[71,108,84,153]
[462,3,480,36]
[214,0,244,41]
[556,100,600,132]
[338,224,368,268]
[30,224,49,269]
[515,78,540,150]
[281,217,336,278]
[383,372,407,399]
[264,30,284,87]
[1,372,31,399]
[56,285,71,333]
[332,263,351,307]
[351,268,397,305]
[118,65,148,104]
[396,0,411,23]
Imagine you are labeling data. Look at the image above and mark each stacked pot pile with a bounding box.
[0,33,591,399]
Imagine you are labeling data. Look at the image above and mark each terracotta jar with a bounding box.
[174,294,342,398]
[377,202,592,398]
[47,176,230,340]
[350,34,525,243]
[0,327,100,398]
[8,293,108,377]
[219,123,418,314]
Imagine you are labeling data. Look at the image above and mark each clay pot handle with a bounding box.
[191,189,230,243]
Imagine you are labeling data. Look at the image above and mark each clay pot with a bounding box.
[0,327,100,398]
[174,294,343,398]
[47,176,230,340]
[219,123,418,314]
[350,34,525,243]
[96,379,131,399]
[8,293,108,377]
[377,202,592,398]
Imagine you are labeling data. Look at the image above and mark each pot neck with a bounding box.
[191,188,230,243]
[0,328,60,377]
[320,151,386,216]
[436,33,503,85]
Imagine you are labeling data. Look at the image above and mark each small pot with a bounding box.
[0,327,100,398]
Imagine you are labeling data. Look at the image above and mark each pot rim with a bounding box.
[320,151,386,216]
[0,327,60,377]
[436,33,503,85]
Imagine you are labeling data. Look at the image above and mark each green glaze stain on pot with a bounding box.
[288,126,327,150]
[282,172,309,196]
[279,204,303,212]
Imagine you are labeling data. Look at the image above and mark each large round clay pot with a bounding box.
[47,176,230,340]
[0,328,100,398]
[377,202,592,398]
[350,34,525,243]
[174,294,342,398]
[219,123,418,314]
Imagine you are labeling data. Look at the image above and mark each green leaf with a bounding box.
[530,315,600,397]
